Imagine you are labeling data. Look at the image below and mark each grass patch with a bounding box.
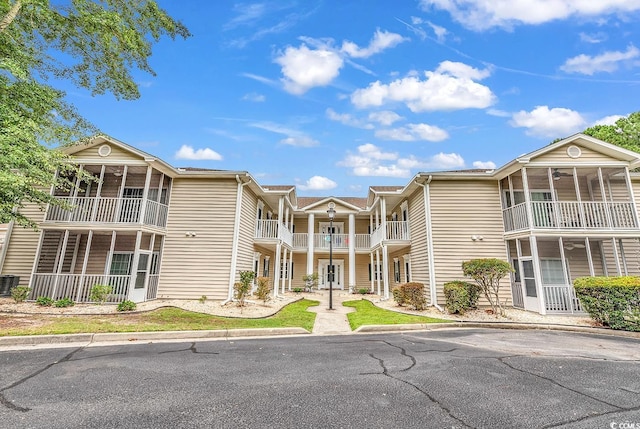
[0,299,319,336]
[343,299,451,330]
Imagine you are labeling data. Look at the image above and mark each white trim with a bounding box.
[98,144,112,157]
[228,177,251,301]
[317,258,345,290]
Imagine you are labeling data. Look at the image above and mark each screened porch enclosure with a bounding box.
[29,230,163,303]
[508,236,640,314]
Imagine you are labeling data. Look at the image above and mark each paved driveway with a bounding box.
[1,329,638,428]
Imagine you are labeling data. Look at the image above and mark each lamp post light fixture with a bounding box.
[327,202,336,310]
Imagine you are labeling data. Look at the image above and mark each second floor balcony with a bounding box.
[45,196,169,229]
[503,200,637,233]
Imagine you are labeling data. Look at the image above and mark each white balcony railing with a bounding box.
[292,233,370,250]
[503,201,637,232]
[371,221,411,248]
[30,274,131,303]
[292,233,307,249]
[255,220,293,247]
[45,197,168,228]
[543,285,584,314]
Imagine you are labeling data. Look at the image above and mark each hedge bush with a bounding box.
[443,281,481,314]
[392,282,426,310]
[574,276,640,332]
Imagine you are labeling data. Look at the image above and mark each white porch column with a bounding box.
[90,165,106,222]
[375,249,381,296]
[530,236,546,315]
[585,237,595,276]
[348,213,356,291]
[306,213,315,275]
[281,248,288,294]
[138,165,153,225]
[381,245,390,299]
[370,252,374,292]
[521,167,534,229]
[104,231,117,282]
[287,258,293,291]
[273,243,282,297]
[127,230,143,300]
[51,230,70,299]
[380,197,387,240]
[284,207,290,229]
[77,230,93,302]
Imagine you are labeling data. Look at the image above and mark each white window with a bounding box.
[540,259,567,285]
[368,263,382,281]
[109,253,132,275]
[393,258,401,283]
[403,254,411,283]
[263,257,270,277]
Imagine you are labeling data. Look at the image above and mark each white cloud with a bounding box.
[420,0,640,31]
[579,32,607,44]
[175,145,223,161]
[592,114,624,126]
[250,121,319,147]
[560,45,640,75]
[375,123,449,142]
[280,136,320,147]
[486,108,511,117]
[427,21,449,42]
[351,61,495,112]
[275,44,343,94]
[337,143,464,177]
[298,175,338,191]
[341,29,408,58]
[242,92,266,102]
[368,110,403,126]
[473,160,497,169]
[326,108,374,129]
[510,106,587,138]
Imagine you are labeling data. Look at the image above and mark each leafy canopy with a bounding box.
[0,0,190,228]
[583,112,640,152]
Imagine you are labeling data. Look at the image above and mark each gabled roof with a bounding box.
[296,196,366,212]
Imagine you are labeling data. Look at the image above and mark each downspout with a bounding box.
[0,220,14,273]
[224,175,252,304]
[415,177,443,312]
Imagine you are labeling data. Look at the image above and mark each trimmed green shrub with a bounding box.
[443,281,481,314]
[10,286,30,303]
[462,258,513,317]
[89,284,112,304]
[35,296,54,307]
[54,298,74,308]
[393,282,427,311]
[255,276,270,303]
[117,300,137,312]
[574,276,640,332]
[293,287,303,294]
[358,288,369,295]
[234,271,255,306]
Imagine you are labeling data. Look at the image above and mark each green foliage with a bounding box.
[89,284,112,304]
[0,0,190,228]
[358,288,369,295]
[343,299,451,330]
[462,258,513,317]
[198,295,207,304]
[293,287,303,294]
[254,276,270,303]
[443,281,482,314]
[234,271,255,306]
[392,282,427,311]
[583,112,640,151]
[574,277,640,331]
[10,286,29,303]
[35,296,54,307]
[54,297,74,308]
[117,300,137,312]
[302,273,318,292]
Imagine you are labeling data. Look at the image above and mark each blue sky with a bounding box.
[65,1,640,196]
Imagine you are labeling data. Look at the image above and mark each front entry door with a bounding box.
[318,259,344,290]
[520,258,539,312]
[128,251,150,302]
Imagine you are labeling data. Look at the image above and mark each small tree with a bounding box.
[89,284,112,305]
[302,273,318,292]
[462,258,513,317]
[255,276,270,303]
[234,271,255,307]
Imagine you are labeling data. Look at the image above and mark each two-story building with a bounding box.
[2,133,639,315]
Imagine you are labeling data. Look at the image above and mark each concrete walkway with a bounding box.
[307,290,355,335]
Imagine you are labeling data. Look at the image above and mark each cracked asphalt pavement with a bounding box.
[1,328,639,428]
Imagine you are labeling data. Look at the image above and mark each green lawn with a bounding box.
[343,299,451,330]
[0,299,319,336]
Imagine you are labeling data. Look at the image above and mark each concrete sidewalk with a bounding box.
[307,290,355,335]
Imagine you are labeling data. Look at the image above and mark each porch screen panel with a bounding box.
[540,259,565,285]
[110,253,132,275]
[522,260,537,297]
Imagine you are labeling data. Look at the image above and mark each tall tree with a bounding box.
[583,112,640,152]
[0,0,190,228]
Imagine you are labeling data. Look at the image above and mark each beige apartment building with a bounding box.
[2,133,640,315]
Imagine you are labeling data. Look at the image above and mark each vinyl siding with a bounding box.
[1,204,45,286]
[236,187,258,280]
[534,144,618,164]
[406,187,429,288]
[429,180,510,306]
[72,144,145,162]
[158,178,237,300]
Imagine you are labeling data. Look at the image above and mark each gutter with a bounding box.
[224,175,252,304]
[415,177,443,312]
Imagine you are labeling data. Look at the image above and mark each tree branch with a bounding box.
[0,0,22,33]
